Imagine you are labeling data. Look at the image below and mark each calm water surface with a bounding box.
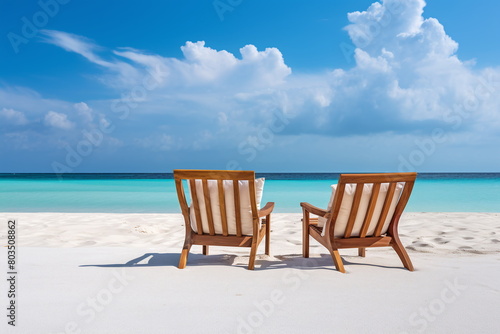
[0,173,499,213]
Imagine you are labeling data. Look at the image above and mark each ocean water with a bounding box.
[0,173,499,213]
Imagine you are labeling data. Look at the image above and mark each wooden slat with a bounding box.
[339,172,417,184]
[374,182,397,236]
[328,183,346,239]
[388,181,415,232]
[218,180,228,236]
[202,179,215,235]
[173,169,254,180]
[192,228,267,247]
[248,179,259,236]
[233,180,242,236]
[174,179,189,217]
[192,234,254,247]
[334,236,392,248]
[308,217,319,225]
[189,179,203,235]
[344,183,364,238]
[360,183,380,237]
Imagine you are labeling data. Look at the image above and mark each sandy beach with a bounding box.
[4,0,500,333]
[1,212,499,333]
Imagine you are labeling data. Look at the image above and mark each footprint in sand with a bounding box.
[412,241,433,248]
[491,239,500,244]
[462,236,474,240]
[433,237,449,245]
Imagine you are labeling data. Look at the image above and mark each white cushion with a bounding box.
[317,182,404,237]
[189,178,265,235]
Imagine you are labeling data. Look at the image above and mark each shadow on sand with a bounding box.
[80,251,407,272]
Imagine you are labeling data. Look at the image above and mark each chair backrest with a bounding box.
[173,170,262,237]
[324,173,416,239]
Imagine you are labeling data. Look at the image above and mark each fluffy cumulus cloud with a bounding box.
[44,111,74,130]
[306,0,500,137]
[2,0,500,171]
[0,108,28,125]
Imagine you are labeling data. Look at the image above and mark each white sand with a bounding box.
[1,212,499,333]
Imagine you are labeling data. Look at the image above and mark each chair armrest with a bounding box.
[258,202,275,217]
[300,202,327,217]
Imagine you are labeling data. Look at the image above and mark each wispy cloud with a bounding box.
[41,30,114,68]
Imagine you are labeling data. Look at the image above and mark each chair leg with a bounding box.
[302,210,310,258]
[203,245,209,255]
[248,242,258,270]
[391,237,414,271]
[178,242,192,269]
[328,247,345,273]
[265,216,270,256]
[358,248,366,257]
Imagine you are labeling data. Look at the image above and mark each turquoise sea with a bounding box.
[0,173,499,213]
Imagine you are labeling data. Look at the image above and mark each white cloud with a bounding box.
[74,102,94,123]
[178,41,238,81]
[344,0,445,56]
[0,85,63,115]
[41,0,500,141]
[292,0,500,136]
[0,86,118,150]
[41,30,143,89]
[0,108,28,125]
[44,111,74,130]
[42,29,287,96]
[3,0,499,172]
[41,30,292,91]
[113,41,291,89]
[41,30,114,68]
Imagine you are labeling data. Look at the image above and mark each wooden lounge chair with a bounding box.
[174,170,274,270]
[301,172,417,273]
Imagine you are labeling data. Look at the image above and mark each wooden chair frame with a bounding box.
[174,170,274,270]
[301,172,417,273]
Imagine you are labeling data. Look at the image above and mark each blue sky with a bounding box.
[1,0,500,173]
